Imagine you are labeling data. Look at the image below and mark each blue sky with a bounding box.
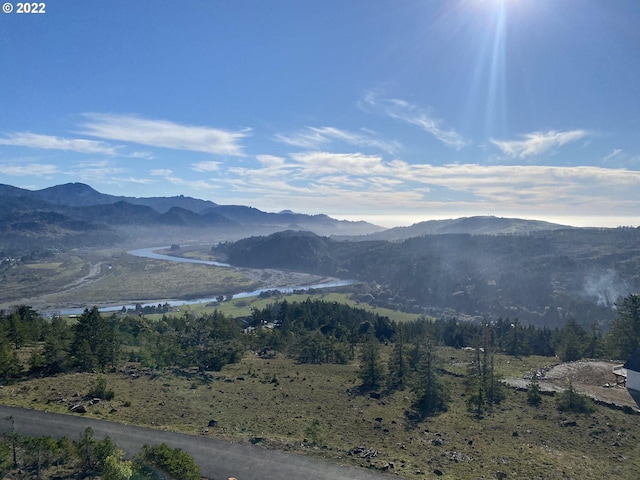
[1,0,639,227]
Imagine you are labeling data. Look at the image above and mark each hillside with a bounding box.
[360,216,570,241]
[213,228,640,327]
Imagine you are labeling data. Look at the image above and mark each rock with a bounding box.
[496,471,507,479]
[69,404,87,413]
[208,419,218,427]
[434,469,443,476]
[375,417,383,422]
[559,419,577,427]
[444,451,470,462]
[349,446,378,459]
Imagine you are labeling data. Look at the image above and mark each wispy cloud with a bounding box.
[71,160,125,182]
[150,168,213,190]
[490,130,586,159]
[275,126,400,153]
[80,114,249,156]
[604,149,623,162]
[0,132,118,155]
[215,149,640,218]
[361,92,467,149]
[0,163,59,176]
[191,161,221,172]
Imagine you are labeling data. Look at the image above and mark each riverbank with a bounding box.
[1,246,352,315]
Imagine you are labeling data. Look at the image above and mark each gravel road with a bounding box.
[0,405,398,480]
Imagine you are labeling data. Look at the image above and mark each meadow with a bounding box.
[3,347,639,480]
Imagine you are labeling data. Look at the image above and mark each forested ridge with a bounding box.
[214,228,640,327]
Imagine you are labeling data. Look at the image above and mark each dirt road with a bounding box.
[0,405,397,480]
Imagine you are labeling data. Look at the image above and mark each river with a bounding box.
[60,247,353,315]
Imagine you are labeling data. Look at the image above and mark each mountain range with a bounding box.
[0,183,385,251]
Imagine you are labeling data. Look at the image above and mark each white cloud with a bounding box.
[0,132,118,155]
[604,149,623,162]
[361,92,468,149]
[490,130,586,159]
[71,160,125,182]
[150,168,212,190]
[192,161,221,172]
[291,151,388,176]
[80,113,249,156]
[0,163,59,176]
[215,148,640,219]
[275,126,400,153]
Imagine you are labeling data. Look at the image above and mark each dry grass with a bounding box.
[3,347,640,479]
[0,256,86,304]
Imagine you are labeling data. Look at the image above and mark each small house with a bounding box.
[623,349,640,391]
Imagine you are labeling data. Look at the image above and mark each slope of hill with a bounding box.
[30,182,220,213]
[361,216,570,241]
[213,228,640,327]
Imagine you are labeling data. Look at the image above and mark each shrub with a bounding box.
[89,376,115,400]
[556,380,595,414]
[139,443,201,480]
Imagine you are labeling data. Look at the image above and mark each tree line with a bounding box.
[2,295,640,381]
[2,294,640,422]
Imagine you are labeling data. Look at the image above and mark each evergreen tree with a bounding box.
[359,335,384,389]
[70,307,116,371]
[412,341,449,417]
[606,294,640,359]
[527,375,542,407]
[42,315,71,373]
[0,341,22,381]
[388,327,409,390]
[555,318,587,362]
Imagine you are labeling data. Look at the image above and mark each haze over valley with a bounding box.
[2,181,639,331]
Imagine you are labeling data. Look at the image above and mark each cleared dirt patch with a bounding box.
[507,360,640,411]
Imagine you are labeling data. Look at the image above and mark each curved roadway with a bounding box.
[0,405,398,480]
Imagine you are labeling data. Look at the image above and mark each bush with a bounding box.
[89,376,115,400]
[527,377,542,407]
[139,443,201,480]
[556,381,595,414]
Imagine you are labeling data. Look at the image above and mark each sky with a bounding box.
[1,0,640,228]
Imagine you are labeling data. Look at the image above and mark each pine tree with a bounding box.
[388,327,409,390]
[359,335,384,389]
[607,294,640,359]
[412,341,449,417]
[527,375,542,407]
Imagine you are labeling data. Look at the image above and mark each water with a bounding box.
[58,246,353,315]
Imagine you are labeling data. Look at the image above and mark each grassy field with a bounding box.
[2,251,261,311]
[2,347,639,479]
[145,292,425,323]
[0,256,86,303]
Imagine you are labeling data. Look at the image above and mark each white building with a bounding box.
[623,349,640,391]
